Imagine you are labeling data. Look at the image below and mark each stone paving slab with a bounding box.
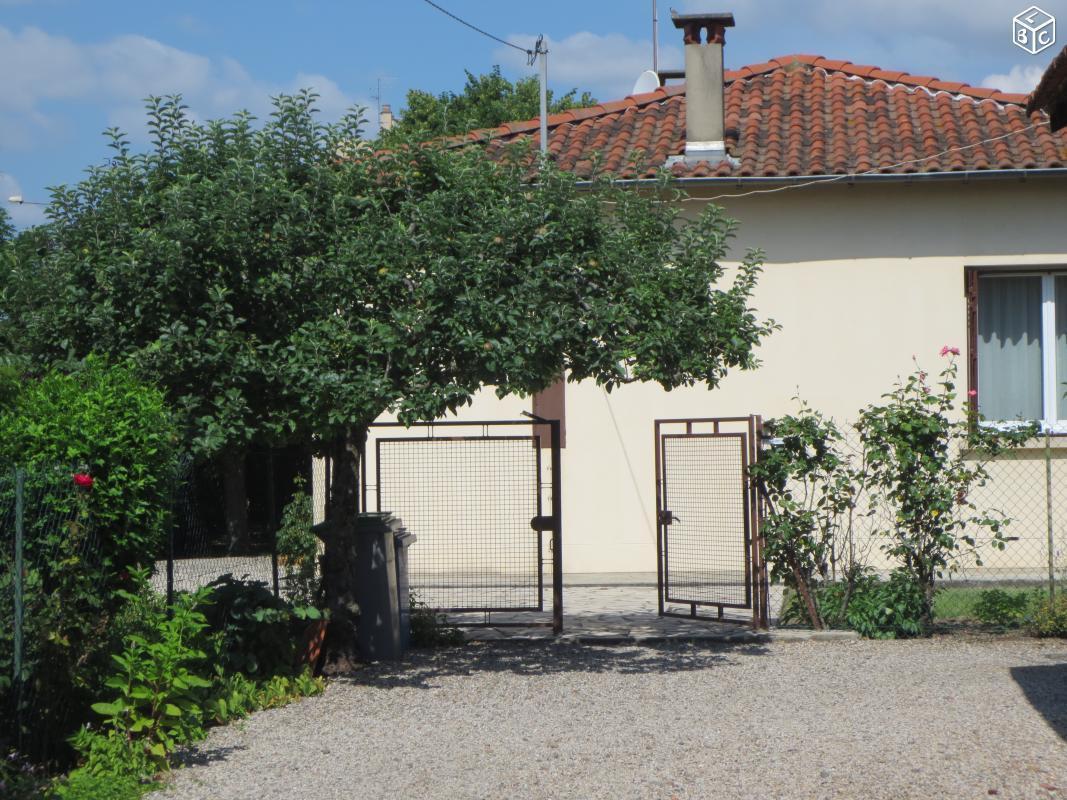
[450,579,855,645]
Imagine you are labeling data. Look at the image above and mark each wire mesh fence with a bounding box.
[357,420,562,628]
[152,459,279,602]
[815,428,1064,620]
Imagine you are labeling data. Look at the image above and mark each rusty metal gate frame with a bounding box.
[362,417,563,634]
[654,415,769,629]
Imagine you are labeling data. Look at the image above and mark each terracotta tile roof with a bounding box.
[470,54,1067,179]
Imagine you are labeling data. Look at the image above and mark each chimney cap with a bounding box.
[670,11,735,29]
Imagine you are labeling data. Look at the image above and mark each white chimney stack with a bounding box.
[379,103,394,132]
[670,11,735,165]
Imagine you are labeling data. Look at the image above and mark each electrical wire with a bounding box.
[703,120,1050,201]
[420,0,535,59]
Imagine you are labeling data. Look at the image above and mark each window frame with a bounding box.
[967,267,1067,433]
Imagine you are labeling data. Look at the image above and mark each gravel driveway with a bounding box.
[153,637,1067,800]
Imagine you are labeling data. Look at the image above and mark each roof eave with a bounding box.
[575,168,1067,189]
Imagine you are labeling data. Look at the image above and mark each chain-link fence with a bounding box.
[152,459,279,602]
[821,429,1062,620]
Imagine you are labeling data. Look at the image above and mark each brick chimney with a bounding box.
[670,11,735,165]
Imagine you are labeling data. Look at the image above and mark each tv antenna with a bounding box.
[370,76,396,117]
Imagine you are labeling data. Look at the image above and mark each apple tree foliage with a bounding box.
[3,93,775,662]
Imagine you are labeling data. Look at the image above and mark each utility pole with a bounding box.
[536,35,548,156]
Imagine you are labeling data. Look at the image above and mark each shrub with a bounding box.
[275,477,320,606]
[972,588,1032,627]
[0,361,179,762]
[197,575,325,677]
[855,353,1035,630]
[748,406,858,630]
[0,358,178,568]
[409,593,464,648]
[51,768,146,800]
[782,570,927,639]
[87,588,213,768]
[1027,594,1067,637]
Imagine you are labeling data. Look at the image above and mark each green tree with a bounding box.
[386,66,596,139]
[0,206,13,243]
[3,93,364,551]
[4,95,775,665]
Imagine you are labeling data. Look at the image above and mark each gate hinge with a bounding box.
[658,510,679,526]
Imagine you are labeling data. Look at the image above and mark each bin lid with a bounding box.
[354,512,405,535]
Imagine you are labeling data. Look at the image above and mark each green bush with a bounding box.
[972,588,1032,627]
[87,588,213,768]
[782,570,927,639]
[275,477,320,606]
[1027,594,1067,637]
[0,358,179,568]
[51,768,146,800]
[0,361,179,762]
[197,575,324,677]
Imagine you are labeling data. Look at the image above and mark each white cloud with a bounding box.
[981,63,1045,94]
[0,25,373,151]
[497,31,682,102]
[0,173,47,228]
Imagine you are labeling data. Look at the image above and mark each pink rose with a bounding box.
[940,345,960,357]
[968,389,978,398]
[73,473,94,488]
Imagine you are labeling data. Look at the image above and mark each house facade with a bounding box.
[326,18,1067,582]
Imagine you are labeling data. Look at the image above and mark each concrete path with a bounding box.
[446,573,812,644]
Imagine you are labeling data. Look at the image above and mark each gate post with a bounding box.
[752,415,770,630]
[550,419,563,635]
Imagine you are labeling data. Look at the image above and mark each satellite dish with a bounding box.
[631,69,660,95]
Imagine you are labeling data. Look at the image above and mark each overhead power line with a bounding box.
[420,0,535,59]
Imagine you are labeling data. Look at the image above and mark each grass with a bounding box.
[934,584,1048,621]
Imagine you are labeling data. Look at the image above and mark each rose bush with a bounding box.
[0,359,179,762]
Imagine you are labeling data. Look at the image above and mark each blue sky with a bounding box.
[2,0,1064,227]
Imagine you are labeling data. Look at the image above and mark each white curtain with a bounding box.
[978,275,1042,422]
[1057,276,1067,421]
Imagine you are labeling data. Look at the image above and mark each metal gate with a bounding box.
[655,416,768,628]
[363,418,562,633]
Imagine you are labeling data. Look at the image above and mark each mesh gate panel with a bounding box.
[377,436,543,612]
[662,434,751,608]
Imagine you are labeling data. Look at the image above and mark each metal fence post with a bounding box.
[13,467,24,745]
[1047,432,1056,602]
[550,419,563,635]
[166,494,175,607]
[269,449,280,599]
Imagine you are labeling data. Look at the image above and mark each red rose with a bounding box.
[73,473,94,488]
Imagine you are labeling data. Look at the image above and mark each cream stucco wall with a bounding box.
[351,178,1067,575]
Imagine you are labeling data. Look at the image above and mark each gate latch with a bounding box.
[530,515,555,532]
[658,510,680,526]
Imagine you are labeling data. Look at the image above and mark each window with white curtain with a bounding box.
[977,272,1067,430]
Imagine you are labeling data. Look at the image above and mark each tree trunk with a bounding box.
[222,449,250,555]
[922,574,936,634]
[791,559,824,630]
[315,428,366,674]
